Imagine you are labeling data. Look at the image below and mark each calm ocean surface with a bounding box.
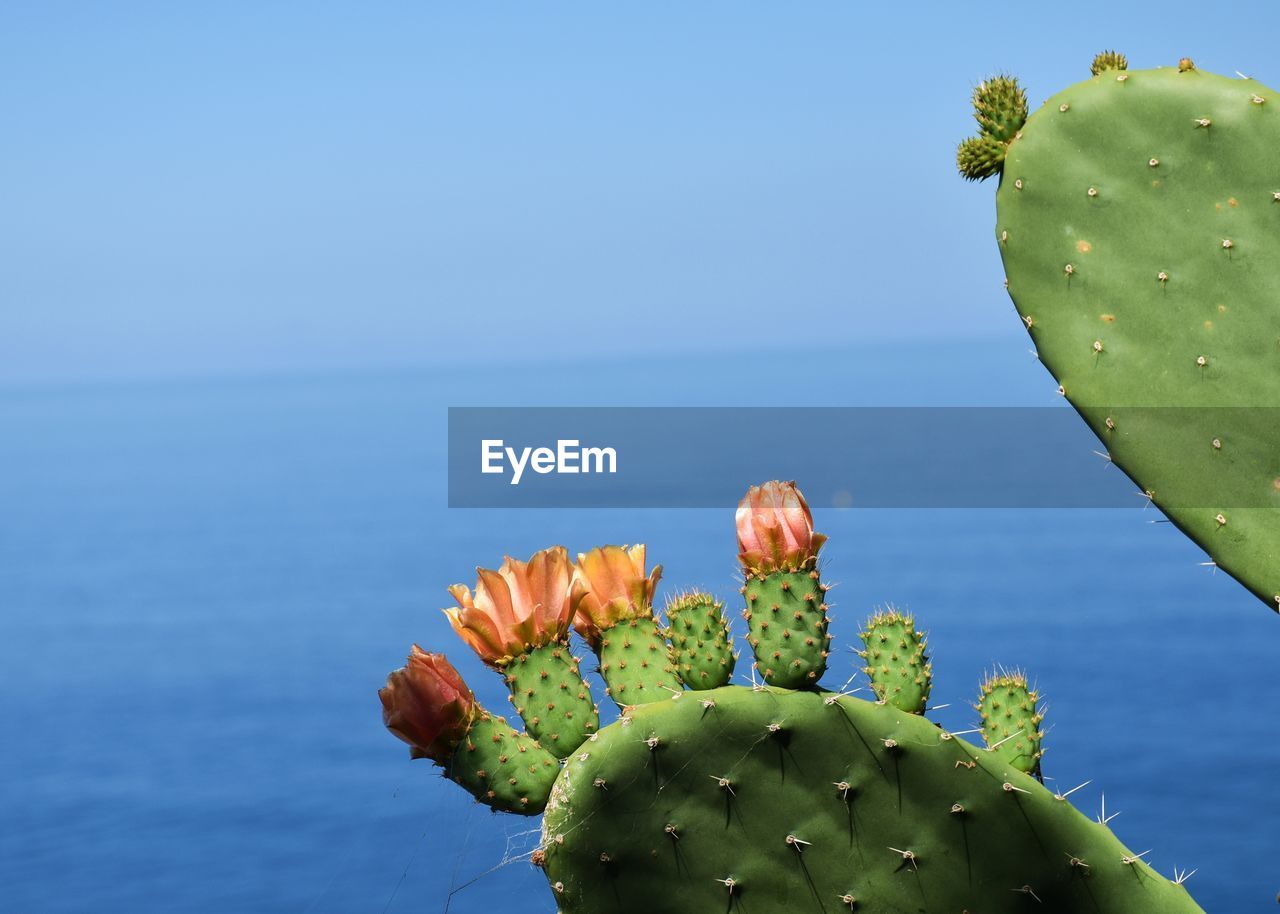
[2,343,1276,912]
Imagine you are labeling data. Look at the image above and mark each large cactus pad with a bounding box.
[962,56,1280,613]
[541,687,1200,913]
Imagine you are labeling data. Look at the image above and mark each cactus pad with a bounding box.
[1090,50,1128,76]
[445,710,560,814]
[957,134,1007,181]
[743,570,831,688]
[962,56,1280,612]
[541,686,1200,913]
[973,75,1028,143]
[596,617,682,707]
[858,608,932,714]
[503,641,598,758]
[664,591,736,689]
[978,669,1045,778]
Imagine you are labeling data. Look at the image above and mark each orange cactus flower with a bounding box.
[379,646,475,762]
[736,480,827,574]
[444,546,576,665]
[571,544,662,645]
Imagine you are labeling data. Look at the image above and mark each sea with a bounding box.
[1,341,1275,912]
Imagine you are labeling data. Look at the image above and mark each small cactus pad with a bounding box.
[1090,50,1128,75]
[957,134,1007,181]
[978,670,1045,777]
[972,74,1028,143]
[664,591,735,690]
[503,641,598,758]
[858,608,932,713]
[445,710,560,814]
[963,55,1280,613]
[596,617,682,707]
[743,570,830,688]
[957,75,1028,180]
[541,687,1201,913]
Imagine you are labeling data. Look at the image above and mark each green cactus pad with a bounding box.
[444,710,560,814]
[973,75,1028,143]
[743,570,831,688]
[957,134,1006,181]
[664,591,736,690]
[503,641,598,759]
[977,670,1045,778]
[858,608,932,714]
[540,686,1201,913]
[596,617,682,707]
[975,59,1280,613]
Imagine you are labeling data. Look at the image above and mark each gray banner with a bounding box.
[447,407,1276,509]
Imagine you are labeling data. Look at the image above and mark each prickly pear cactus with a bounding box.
[379,482,1205,912]
[958,53,1280,614]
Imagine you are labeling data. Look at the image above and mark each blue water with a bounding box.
[2,343,1276,912]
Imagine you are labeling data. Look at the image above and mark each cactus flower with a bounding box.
[379,646,475,762]
[736,480,827,575]
[444,546,576,665]
[571,544,662,645]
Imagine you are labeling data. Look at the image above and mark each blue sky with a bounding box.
[5,2,1279,383]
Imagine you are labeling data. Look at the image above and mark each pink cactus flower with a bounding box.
[379,647,475,761]
[736,480,827,574]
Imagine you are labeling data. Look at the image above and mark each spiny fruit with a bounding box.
[959,52,1280,614]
